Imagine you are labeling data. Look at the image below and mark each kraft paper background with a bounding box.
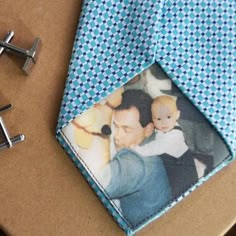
[0,1,235,235]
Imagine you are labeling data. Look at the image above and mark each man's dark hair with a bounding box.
[115,89,153,127]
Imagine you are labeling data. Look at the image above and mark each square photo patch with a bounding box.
[61,63,230,231]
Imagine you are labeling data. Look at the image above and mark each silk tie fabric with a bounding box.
[56,1,235,235]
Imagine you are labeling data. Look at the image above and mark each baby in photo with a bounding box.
[134,95,188,158]
[134,95,198,197]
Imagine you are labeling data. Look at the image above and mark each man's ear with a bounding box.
[144,122,154,138]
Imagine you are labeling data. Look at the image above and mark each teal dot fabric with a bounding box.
[57,0,235,154]
[156,1,235,153]
[57,0,165,130]
[56,0,235,234]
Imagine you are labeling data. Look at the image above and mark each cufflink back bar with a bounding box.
[0,104,25,151]
[0,31,41,75]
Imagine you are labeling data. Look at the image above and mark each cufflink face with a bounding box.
[61,63,230,230]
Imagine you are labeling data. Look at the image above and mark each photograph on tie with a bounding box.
[61,63,230,230]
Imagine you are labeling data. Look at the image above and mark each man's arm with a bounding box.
[96,148,146,199]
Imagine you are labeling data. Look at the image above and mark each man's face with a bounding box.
[152,105,180,132]
[112,107,152,151]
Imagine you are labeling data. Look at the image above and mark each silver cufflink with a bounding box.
[0,31,41,75]
[0,104,25,151]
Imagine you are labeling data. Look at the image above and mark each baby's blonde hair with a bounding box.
[152,95,178,113]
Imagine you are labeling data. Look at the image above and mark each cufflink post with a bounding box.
[0,104,25,151]
[0,31,14,54]
[0,31,41,75]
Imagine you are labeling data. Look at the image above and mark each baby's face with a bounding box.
[152,105,179,132]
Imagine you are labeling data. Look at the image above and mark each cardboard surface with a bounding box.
[0,1,235,235]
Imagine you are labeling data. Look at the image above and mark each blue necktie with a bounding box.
[56,1,235,235]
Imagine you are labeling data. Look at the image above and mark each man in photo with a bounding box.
[97,89,172,227]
